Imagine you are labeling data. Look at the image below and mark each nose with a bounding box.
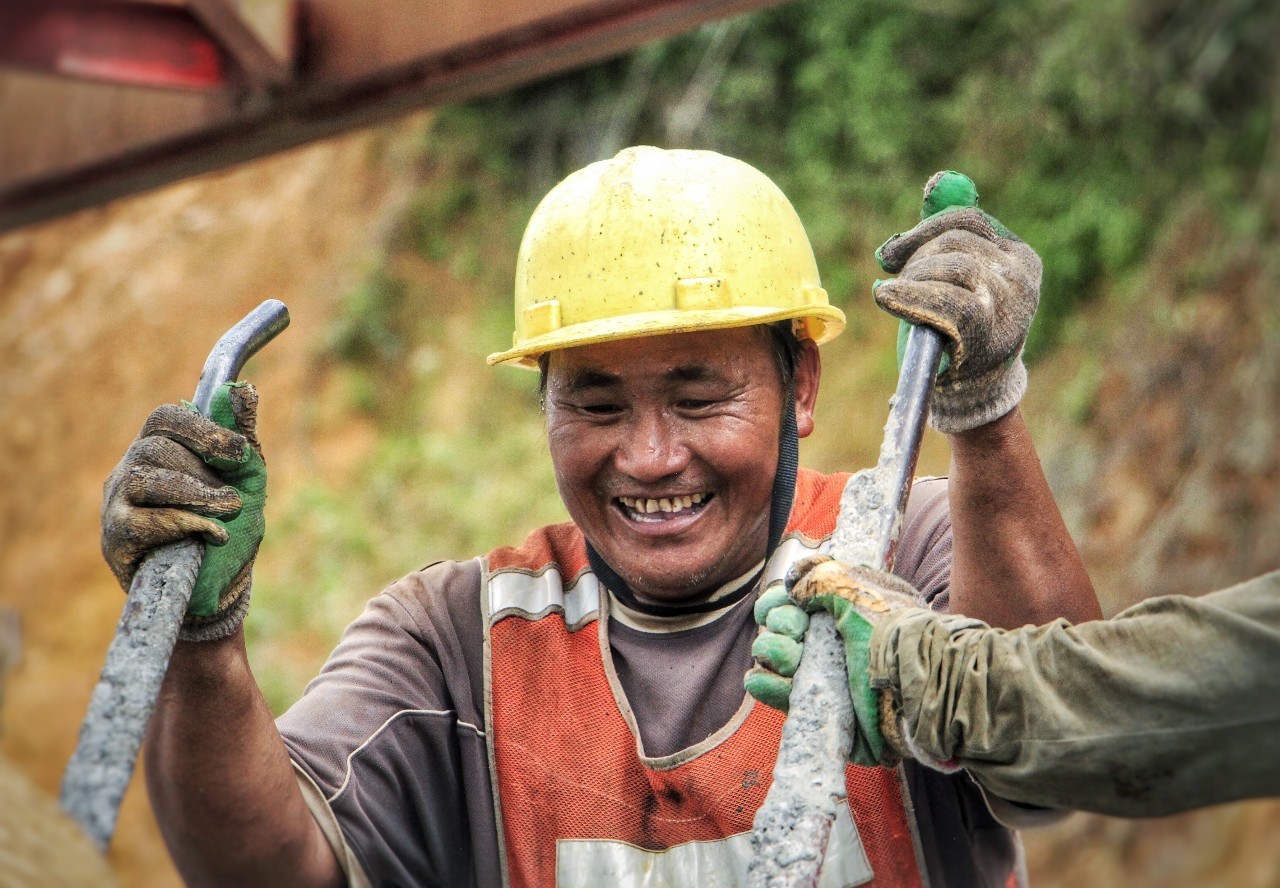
[613,407,691,483]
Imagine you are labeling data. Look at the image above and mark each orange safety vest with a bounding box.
[484,469,927,888]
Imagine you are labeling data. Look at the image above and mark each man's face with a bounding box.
[544,327,818,604]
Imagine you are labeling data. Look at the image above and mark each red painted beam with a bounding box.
[0,0,783,232]
[0,1,229,91]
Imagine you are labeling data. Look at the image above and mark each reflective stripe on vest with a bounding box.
[556,801,871,887]
[484,469,926,888]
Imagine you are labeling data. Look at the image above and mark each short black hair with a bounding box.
[762,321,804,390]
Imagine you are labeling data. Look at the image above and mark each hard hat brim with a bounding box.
[486,304,847,369]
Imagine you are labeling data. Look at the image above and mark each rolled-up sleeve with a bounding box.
[870,571,1280,817]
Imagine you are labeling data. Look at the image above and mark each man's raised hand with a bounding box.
[873,171,1041,434]
[101,382,266,642]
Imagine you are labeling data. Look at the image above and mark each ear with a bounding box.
[793,339,821,439]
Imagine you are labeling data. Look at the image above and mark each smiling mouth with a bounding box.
[617,493,711,523]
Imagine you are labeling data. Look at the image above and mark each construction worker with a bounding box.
[100,147,1101,887]
[750,559,1280,818]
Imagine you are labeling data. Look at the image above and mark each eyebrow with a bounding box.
[561,368,621,391]
[560,363,720,392]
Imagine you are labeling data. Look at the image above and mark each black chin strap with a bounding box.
[769,376,800,556]
[587,376,800,619]
[587,546,763,618]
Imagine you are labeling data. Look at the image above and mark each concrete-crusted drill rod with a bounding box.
[749,171,994,885]
[60,299,290,851]
[747,323,942,887]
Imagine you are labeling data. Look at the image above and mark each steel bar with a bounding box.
[748,324,944,887]
[60,299,289,850]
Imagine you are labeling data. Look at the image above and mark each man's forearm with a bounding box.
[872,572,1280,816]
[945,408,1101,627]
[145,628,342,888]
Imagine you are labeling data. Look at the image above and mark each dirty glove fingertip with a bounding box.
[920,170,978,219]
[752,631,803,678]
[784,553,833,593]
[744,668,792,713]
[874,236,905,274]
[202,382,262,463]
[201,520,232,547]
[764,603,809,640]
[754,583,792,626]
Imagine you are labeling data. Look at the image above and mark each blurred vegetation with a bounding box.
[424,0,1276,354]
[248,0,1277,713]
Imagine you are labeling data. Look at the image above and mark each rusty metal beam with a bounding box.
[0,0,781,233]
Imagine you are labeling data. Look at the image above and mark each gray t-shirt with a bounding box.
[278,477,1019,887]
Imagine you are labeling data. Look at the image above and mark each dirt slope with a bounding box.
[0,115,426,885]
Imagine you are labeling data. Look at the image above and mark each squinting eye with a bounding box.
[678,399,716,410]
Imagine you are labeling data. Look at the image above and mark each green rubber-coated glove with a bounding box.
[743,583,808,712]
[101,382,266,641]
[873,171,1041,434]
[745,555,921,766]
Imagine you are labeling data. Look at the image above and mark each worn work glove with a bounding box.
[873,171,1041,434]
[745,555,921,766]
[101,382,266,642]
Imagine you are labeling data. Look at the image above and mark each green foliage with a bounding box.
[329,261,407,368]
[1056,355,1106,427]
[425,0,1276,356]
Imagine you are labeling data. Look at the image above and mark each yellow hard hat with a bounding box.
[486,146,846,368]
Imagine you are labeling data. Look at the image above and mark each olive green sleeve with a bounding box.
[869,571,1280,817]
